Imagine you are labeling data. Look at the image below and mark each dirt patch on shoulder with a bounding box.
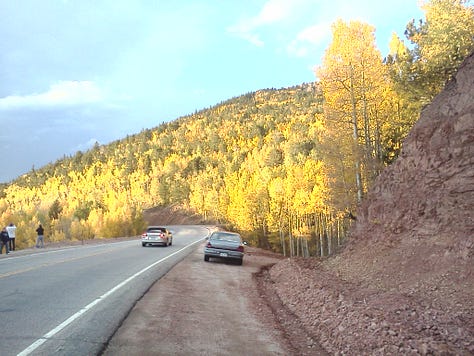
[103,245,314,356]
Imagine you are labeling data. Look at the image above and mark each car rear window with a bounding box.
[212,233,241,242]
[148,228,166,233]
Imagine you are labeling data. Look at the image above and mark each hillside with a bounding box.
[1,83,355,253]
[260,52,474,354]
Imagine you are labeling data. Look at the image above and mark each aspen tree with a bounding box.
[316,20,391,205]
[386,0,474,119]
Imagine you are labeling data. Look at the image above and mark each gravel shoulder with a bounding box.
[102,244,317,356]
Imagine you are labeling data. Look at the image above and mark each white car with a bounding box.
[141,226,173,247]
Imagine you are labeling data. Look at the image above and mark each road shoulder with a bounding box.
[102,244,292,355]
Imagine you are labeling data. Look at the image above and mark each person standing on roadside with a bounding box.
[6,223,16,251]
[36,224,44,248]
[0,227,10,254]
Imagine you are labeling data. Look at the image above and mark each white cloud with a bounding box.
[227,0,303,46]
[297,23,331,45]
[287,23,332,57]
[0,81,104,110]
[257,0,294,25]
[234,31,265,47]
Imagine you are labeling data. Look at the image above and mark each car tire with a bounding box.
[142,243,147,247]
[204,255,209,262]
[236,258,243,265]
[169,239,172,246]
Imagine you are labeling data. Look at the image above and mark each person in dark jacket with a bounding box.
[36,224,44,248]
[0,227,10,254]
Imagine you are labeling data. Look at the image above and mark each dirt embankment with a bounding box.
[255,52,474,354]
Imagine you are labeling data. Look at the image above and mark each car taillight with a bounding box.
[237,245,244,252]
[206,241,213,248]
[141,233,147,238]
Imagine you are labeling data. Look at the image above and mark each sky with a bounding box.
[0,0,424,183]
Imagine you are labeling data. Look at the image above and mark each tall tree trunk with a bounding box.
[337,219,342,247]
[279,227,286,257]
[319,212,325,257]
[326,214,332,256]
[303,238,310,258]
[295,236,299,257]
[349,64,364,203]
[289,214,295,257]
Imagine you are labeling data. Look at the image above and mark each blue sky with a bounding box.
[0,0,424,183]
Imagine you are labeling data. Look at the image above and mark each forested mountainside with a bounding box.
[0,84,340,252]
[0,82,401,253]
[1,0,472,256]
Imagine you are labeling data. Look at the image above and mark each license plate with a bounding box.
[220,252,228,257]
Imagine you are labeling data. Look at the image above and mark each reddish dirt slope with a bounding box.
[262,52,474,354]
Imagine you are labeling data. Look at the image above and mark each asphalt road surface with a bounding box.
[0,225,210,356]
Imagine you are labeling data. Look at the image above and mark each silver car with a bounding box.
[204,231,244,265]
[141,226,173,247]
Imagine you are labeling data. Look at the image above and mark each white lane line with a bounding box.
[17,238,205,356]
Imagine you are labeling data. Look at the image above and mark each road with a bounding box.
[0,225,211,356]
